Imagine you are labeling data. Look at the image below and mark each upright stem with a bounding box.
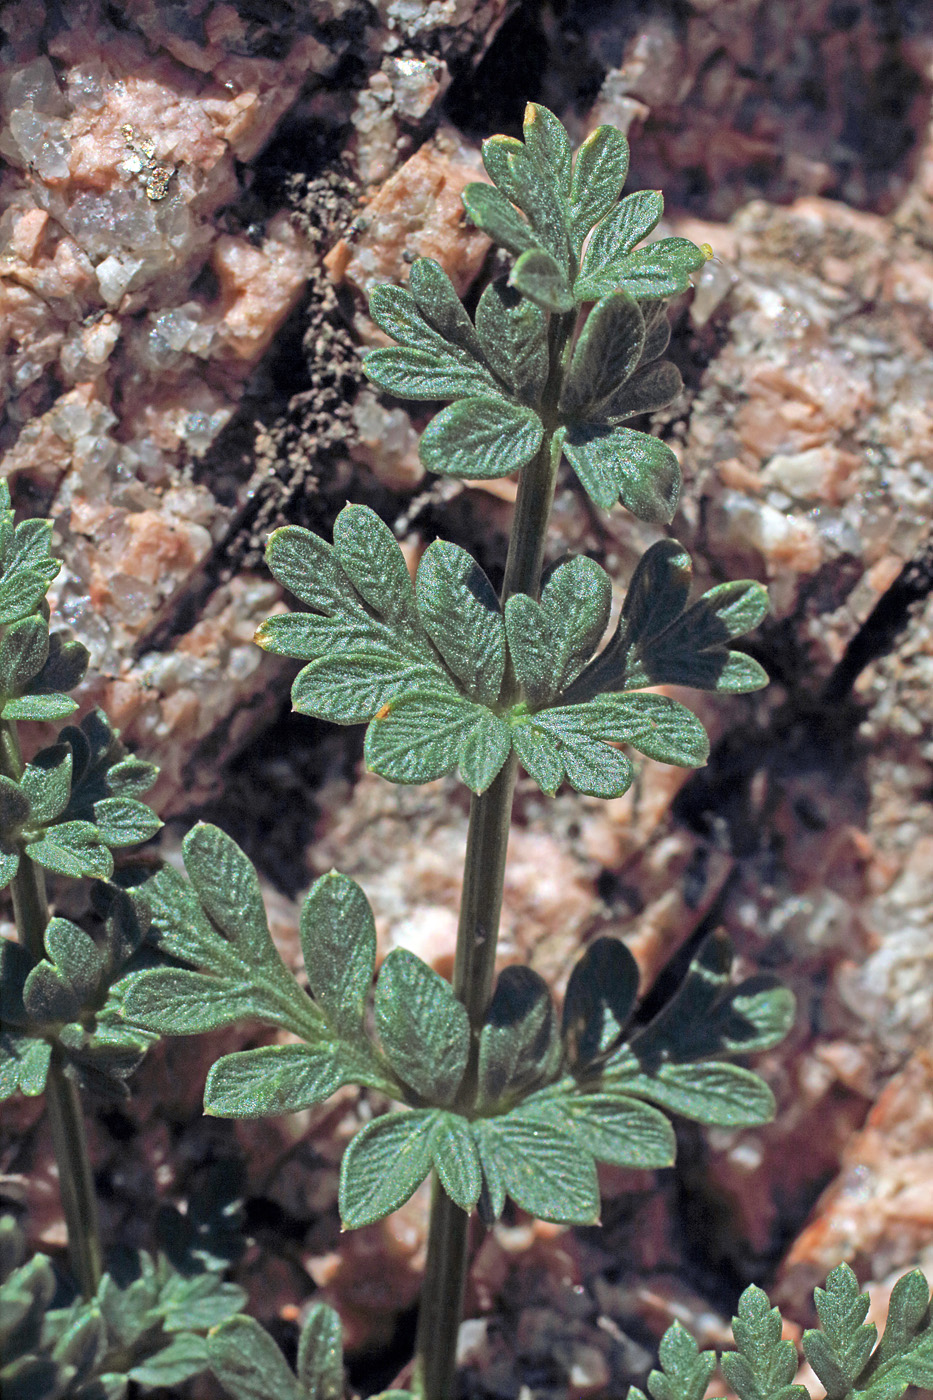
[413,417,564,1400]
[2,719,103,1298]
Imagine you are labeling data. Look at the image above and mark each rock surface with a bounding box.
[3,1,932,1396]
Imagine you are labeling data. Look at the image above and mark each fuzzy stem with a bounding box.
[2,718,103,1298]
[414,326,571,1395]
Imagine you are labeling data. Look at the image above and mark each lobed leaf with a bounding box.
[204,1044,348,1118]
[300,870,377,1039]
[563,424,682,521]
[461,181,537,257]
[208,1316,300,1400]
[478,965,561,1109]
[505,556,612,710]
[508,246,574,312]
[577,188,664,293]
[560,293,645,419]
[722,1284,807,1400]
[182,824,273,965]
[562,936,639,1068]
[416,541,505,706]
[569,124,630,257]
[365,688,511,793]
[430,1112,484,1212]
[475,1102,600,1225]
[408,257,486,362]
[476,279,549,405]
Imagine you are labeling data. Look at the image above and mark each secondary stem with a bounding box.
[413,415,564,1399]
[2,719,103,1298]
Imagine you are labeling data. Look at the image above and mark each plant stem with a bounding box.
[413,420,564,1400]
[1,718,104,1298]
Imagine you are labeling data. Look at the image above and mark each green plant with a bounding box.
[1,105,927,1400]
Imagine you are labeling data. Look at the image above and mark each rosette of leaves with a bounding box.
[122,822,793,1230]
[362,104,706,522]
[630,1265,932,1400]
[1,883,159,1101]
[255,503,768,799]
[0,1213,246,1399]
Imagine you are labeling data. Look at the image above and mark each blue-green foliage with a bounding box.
[364,103,705,520]
[0,484,163,1103]
[122,824,792,1230]
[0,1213,245,1399]
[256,503,767,799]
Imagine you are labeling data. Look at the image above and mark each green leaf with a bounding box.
[300,870,376,1039]
[499,141,570,262]
[6,517,58,582]
[563,424,681,521]
[560,293,645,418]
[339,1110,436,1228]
[332,505,418,629]
[862,1268,933,1396]
[722,1284,808,1400]
[208,1315,300,1400]
[523,102,572,196]
[568,692,710,768]
[408,257,486,363]
[0,615,49,695]
[562,936,639,1068]
[648,1320,717,1400]
[1,692,78,721]
[476,279,549,404]
[803,1264,877,1400]
[577,189,664,295]
[129,1333,209,1387]
[296,1301,344,1400]
[510,722,563,796]
[508,247,574,313]
[264,525,348,613]
[104,755,157,798]
[430,1111,483,1212]
[92,796,162,847]
[375,949,469,1104]
[569,124,630,256]
[26,820,113,879]
[159,1270,247,1333]
[19,745,72,825]
[204,1044,347,1117]
[456,707,512,794]
[182,824,273,964]
[478,965,560,1108]
[0,566,49,626]
[416,541,505,705]
[291,653,447,727]
[602,359,683,422]
[44,916,104,1004]
[365,688,510,793]
[364,345,496,402]
[419,396,543,480]
[505,556,612,710]
[615,236,706,300]
[475,1103,600,1225]
[615,1060,776,1127]
[461,181,537,257]
[0,1031,51,1098]
[557,1092,676,1168]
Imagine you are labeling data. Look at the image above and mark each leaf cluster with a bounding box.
[123,824,792,1229]
[0,1213,245,1399]
[1,882,159,1101]
[364,104,707,522]
[633,1265,932,1400]
[256,504,767,799]
[1,709,161,891]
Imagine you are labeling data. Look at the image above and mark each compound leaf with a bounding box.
[0,1031,51,1098]
[26,820,112,880]
[182,824,273,965]
[576,189,664,296]
[419,396,543,480]
[648,1320,717,1400]
[408,257,486,362]
[332,506,418,629]
[375,949,469,1105]
[803,1264,877,1400]
[722,1284,807,1400]
[339,1110,436,1229]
